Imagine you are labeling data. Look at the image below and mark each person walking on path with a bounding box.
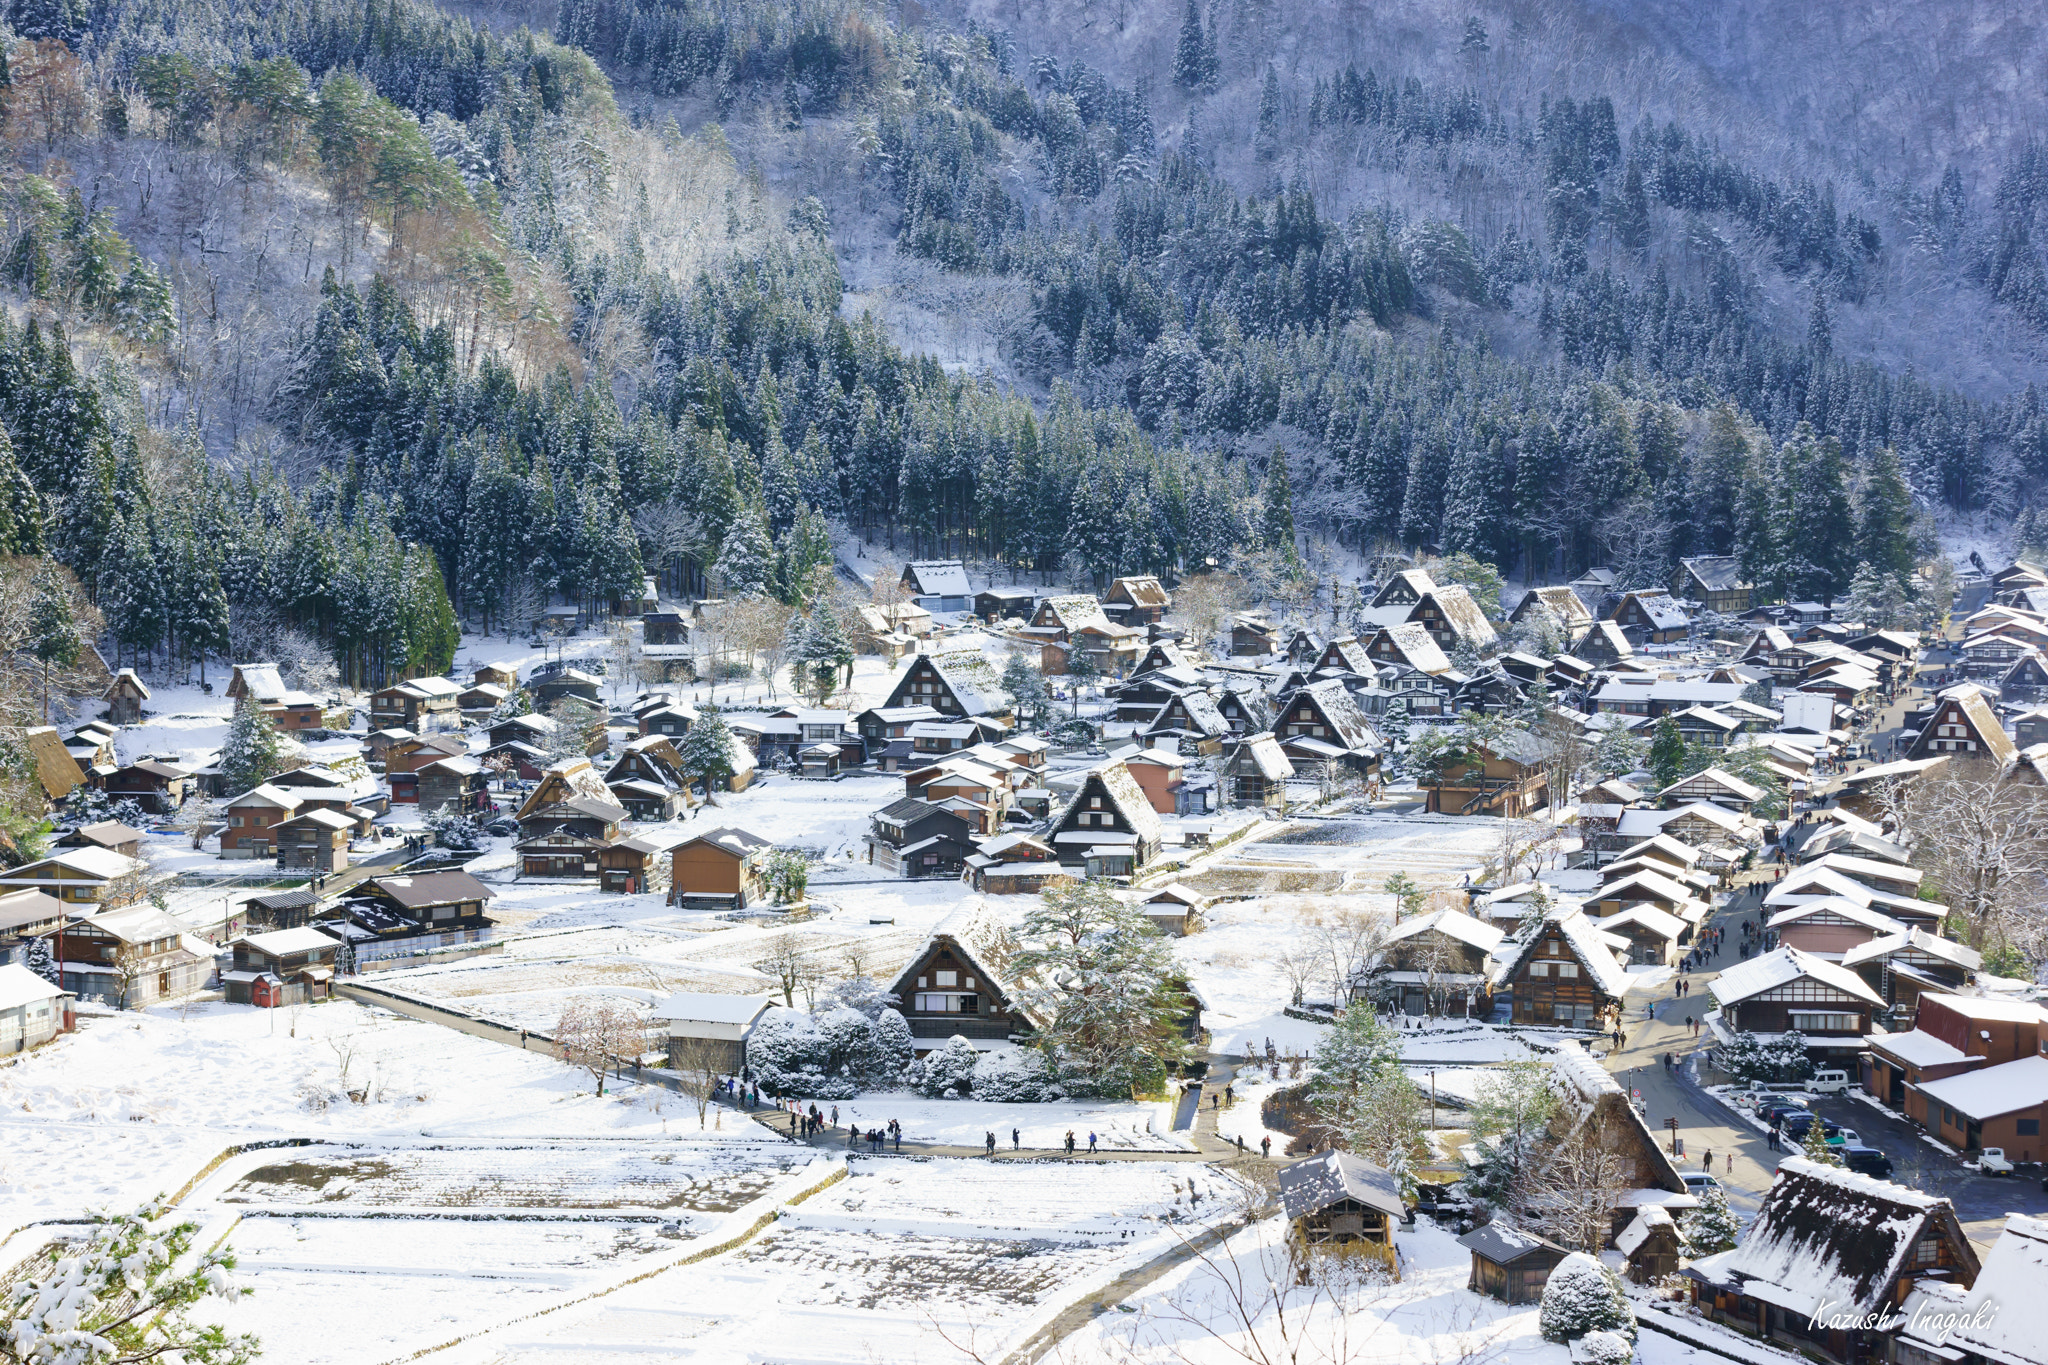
[830,1105,838,1128]
[847,1124,859,1150]
[1260,1135,1271,1158]
[1726,1151,1734,1175]
[892,1126,902,1151]
[1064,1130,1076,1156]
[1225,1084,1234,1107]
[1012,1127,1021,1150]
[985,1131,996,1156]
[1702,1148,1713,1171]
[1088,1131,1098,1154]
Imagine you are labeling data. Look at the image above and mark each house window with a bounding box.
[1789,1011,1858,1033]
[935,970,957,987]
[1556,962,1579,979]
[1529,962,1551,977]
[2020,1119,2041,1136]
[1914,1238,1942,1268]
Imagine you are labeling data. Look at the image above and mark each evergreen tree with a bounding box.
[1648,714,1686,790]
[1855,445,1918,585]
[676,704,737,801]
[712,507,774,598]
[1801,1118,1845,1168]
[1807,290,1833,364]
[218,701,287,796]
[1681,1191,1740,1255]
[1254,66,1282,161]
[1000,652,1051,731]
[1172,0,1206,90]
[26,559,77,724]
[1260,447,1298,563]
[0,429,42,556]
[792,599,853,703]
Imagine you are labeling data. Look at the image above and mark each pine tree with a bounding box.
[1681,1190,1740,1255]
[1801,1118,1845,1168]
[1253,66,1282,162]
[1855,444,1918,584]
[1261,447,1298,563]
[1648,714,1686,790]
[1172,0,1206,90]
[26,559,77,724]
[0,429,43,556]
[218,702,287,796]
[676,704,737,801]
[793,599,853,703]
[1000,653,1050,731]
[1807,290,1833,365]
[712,507,774,598]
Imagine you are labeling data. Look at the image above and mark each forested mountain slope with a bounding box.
[0,0,2044,817]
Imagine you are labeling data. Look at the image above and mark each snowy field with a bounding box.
[819,1092,1191,1151]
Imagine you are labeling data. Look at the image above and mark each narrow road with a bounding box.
[1604,878,1780,1215]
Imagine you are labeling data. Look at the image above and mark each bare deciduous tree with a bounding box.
[1891,759,2048,956]
[1519,1126,1630,1253]
[666,1034,730,1130]
[555,997,649,1097]
[752,935,820,1009]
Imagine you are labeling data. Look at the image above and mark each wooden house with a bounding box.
[1460,1225,1571,1304]
[1841,930,1979,1021]
[457,683,508,719]
[57,821,144,860]
[1673,556,1753,614]
[0,962,71,1052]
[669,827,771,909]
[884,929,1036,1052]
[1221,734,1293,807]
[103,669,150,725]
[1657,766,1764,813]
[1134,883,1205,937]
[1609,590,1690,645]
[1594,906,1688,967]
[879,650,1010,721]
[0,889,64,969]
[598,835,676,895]
[1425,730,1548,817]
[1685,1158,1979,1362]
[23,726,82,805]
[50,903,206,1007]
[973,586,1038,623]
[1229,614,1277,656]
[1278,1152,1407,1271]
[222,927,340,1007]
[417,756,489,817]
[1048,760,1163,877]
[227,663,326,730]
[384,734,472,802]
[1997,650,2048,703]
[1371,568,1436,607]
[865,798,977,879]
[1510,587,1594,647]
[1408,585,1498,653]
[368,676,464,732]
[1363,622,1452,676]
[604,737,690,820]
[219,784,301,859]
[472,663,518,690]
[1494,911,1630,1028]
[1894,1213,2048,1365]
[529,668,603,710]
[1706,946,1883,1062]
[241,888,325,932]
[1766,898,1909,958]
[1104,575,1171,626]
[1027,595,1144,675]
[1907,687,2016,764]
[1615,1207,1684,1283]
[1120,746,1192,814]
[641,609,690,645]
[102,759,187,815]
[273,808,354,873]
[335,870,497,967]
[899,560,973,612]
[1140,689,1232,755]
[964,832,1070,894]
[1357,908,1504,1016]
[0,849,142,909]
[652,992,773,1072]
[1271,679,1383,777]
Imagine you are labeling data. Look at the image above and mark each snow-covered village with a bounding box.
[6,539,2048,1365]
[9,0,2048,1360]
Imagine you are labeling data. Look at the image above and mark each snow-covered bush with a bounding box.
[1716,1029,1814,1083]
[1539,1252,1636,1343]
[1571,1329,1636,1365]
[424,803,484,851]
[748,1005,914,1097]
[825,975,895,1019]
[971,1047,1060,1102]
[919,1036,980,1098]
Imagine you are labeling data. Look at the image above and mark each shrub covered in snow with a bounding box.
[425,802,485,851]
[1717,1029,1814,1083]
[749,1005,916,1098]
[1539,1252,1636,1344]
[919,1035,980,1098]
[1571,1329,1636,1365]
[970,1047,1061,1102]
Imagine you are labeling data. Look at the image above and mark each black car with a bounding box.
[1759,1100,1811,1128]
[1841,1144,1893,1178]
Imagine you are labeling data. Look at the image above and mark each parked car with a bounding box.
[1978,1148,2015,1175]
[1841,1144,1894,1179]
[1681,1171,1723,1193]
[1759,1099,1811,1127]
[1825,1127,1861,1147]
[1807,1069,1851,1094]
[1743,1082,1811,1111]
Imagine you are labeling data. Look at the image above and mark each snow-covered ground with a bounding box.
[819,1092,1190,1151]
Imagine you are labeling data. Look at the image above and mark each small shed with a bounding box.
[1138,883,1205,937]
[1614,1205,1682,1284]
[598,836,673,895]
[104,669,151,725]
[798,742,842,779]
[651,991,774,1073]
[1459,1223,1573,1304]
[1277,1151,1407,1274]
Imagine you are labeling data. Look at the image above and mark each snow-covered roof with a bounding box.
[1658,767,1764,804]
[1765,897,1909,937]
[903,561,972,597]
[1865,1028,1981,1070]
[1384,908,1504,955]
[1841,930,1980,974]
[1614,1205,1674,1257]
[1277,1150,1407,1220]
[1708,946,1884,1009]
[1708,1157,1958,1317]
[1615,833,1702,866]
[1902,1214,2048,1365]
[928,650,1006,716]
[651,991,774,1026]
[1917,991,2048,1024]
[1595,905,1688,943]
[1918,1055,2048,1122]
[236,926,341,957]
[1598,867,1699,908]
[0,963,68,1011]
[1369,622,1452,675]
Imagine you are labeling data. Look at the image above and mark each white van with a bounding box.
[1807,1069,1851,1094]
